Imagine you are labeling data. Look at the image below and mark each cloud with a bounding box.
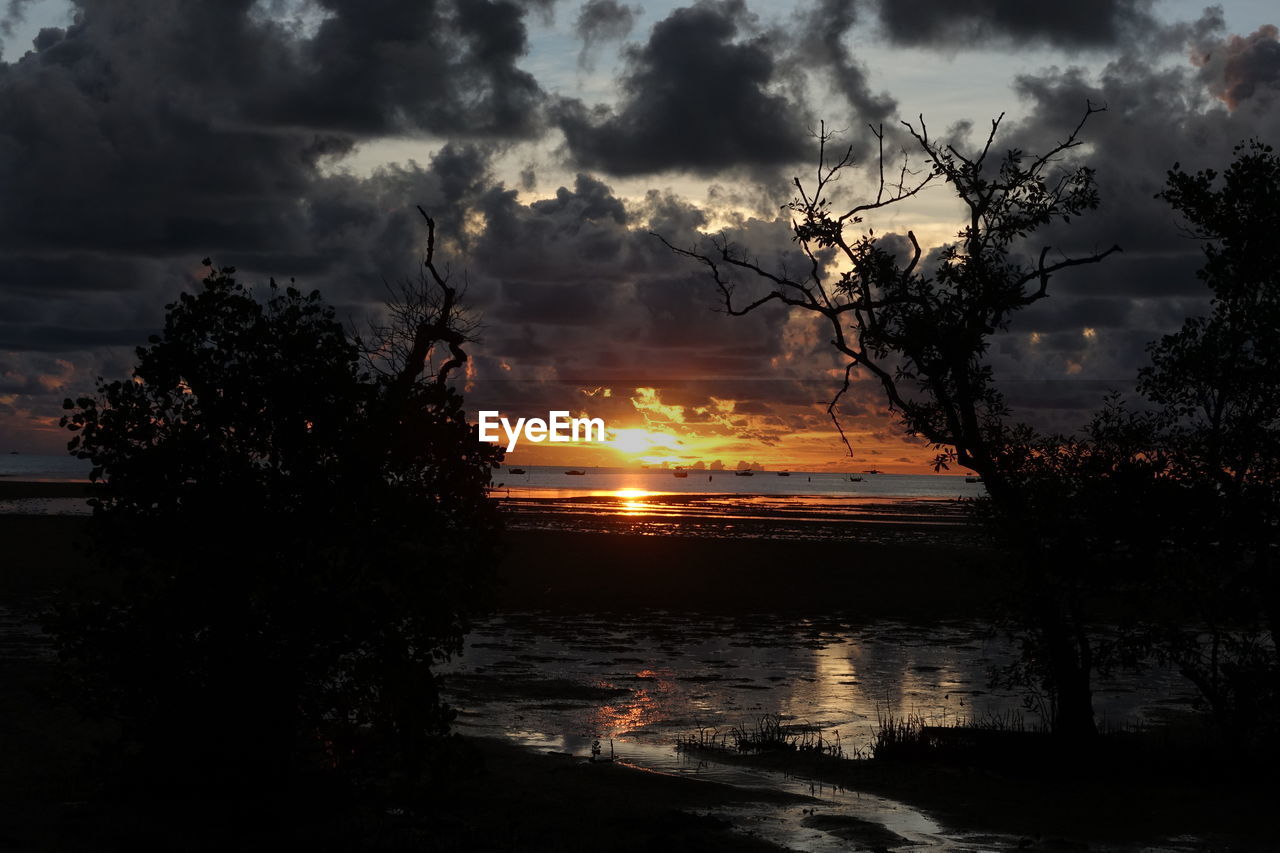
[0,0,554,449]
[968,23,1280,431]
[1194,24,1280,110]
[793,0,895,132]
[262,0,545,137]
[575,0,639,68]
[554,0,813,176]
[872,0,1159,49]
[0,0,41,39]
[5,0,1279,468]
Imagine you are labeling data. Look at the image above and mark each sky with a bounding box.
[1,0,1278,472]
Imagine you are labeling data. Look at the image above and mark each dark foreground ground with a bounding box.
[2,506,1278,850]
[0,479,1000,615]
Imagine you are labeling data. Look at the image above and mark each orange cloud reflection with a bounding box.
[592,670,672,736]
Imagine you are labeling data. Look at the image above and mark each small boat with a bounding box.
[734,470,755,477]
[776,471,791,477]
[564,469,586,476]
[849,476,863,482]
[673,469,689,478]
[965,476,983,483]
[862,469,881,475]
[508,468,526,475]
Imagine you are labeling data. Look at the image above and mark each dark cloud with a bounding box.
[0,0,875,456]
[261,0,544,137]
[575,0,639,68]
[0,0,552,449]
[5,0,1278,466]
[0,324,152,352]
[967,22,1280,430]
[554,0,813,176]
[794,0,895,131]
[1195,24,1280,109]
[873,0,1158,49]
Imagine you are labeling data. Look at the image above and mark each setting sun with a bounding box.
[606,428,684,464]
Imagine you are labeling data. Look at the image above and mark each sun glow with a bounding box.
[607,428,685,464]
[612,488,654,499]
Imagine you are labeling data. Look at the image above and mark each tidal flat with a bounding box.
[0,503,1276,850]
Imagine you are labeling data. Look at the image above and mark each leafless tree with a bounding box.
[658,106,1122,738]
[657,107,1120,509]
[365,206,479,397]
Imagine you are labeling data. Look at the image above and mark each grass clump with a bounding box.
[677,714,845,758]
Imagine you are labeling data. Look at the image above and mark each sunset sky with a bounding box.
[2,0,1279,472]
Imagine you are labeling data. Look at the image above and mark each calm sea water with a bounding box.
[0,453,90,481]
[497,465,985,500]
[1,456,985,539]
[1,456,984,501]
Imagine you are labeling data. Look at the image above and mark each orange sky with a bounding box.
[484,385,942,474]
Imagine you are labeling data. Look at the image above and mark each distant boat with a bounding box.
[862,469,881,474]
[966,476,983,483]
[564,470,586,476]
[672,469,689,478]
[508,468,526,475]
[734,470,755,477]
[776,471,791,477]
[849,476,863,482]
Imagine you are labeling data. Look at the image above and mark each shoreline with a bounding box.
[496,528,996,616]
[0,480,94,499]
[0,516,998,617]
[0,484,999,616]
[2,496,1275,849]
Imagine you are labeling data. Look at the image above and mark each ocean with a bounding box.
[1,456,987,541]
[0,453,91,482]
[1,455,985,500]
[496,465,985,501]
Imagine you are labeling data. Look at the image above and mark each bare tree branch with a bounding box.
[654,104,1120,487]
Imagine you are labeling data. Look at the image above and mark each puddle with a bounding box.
[442,611,1204,851]
[442,611,1196,751]
[496,728,995,851]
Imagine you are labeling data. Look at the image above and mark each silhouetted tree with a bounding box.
[980,139,1280,744]
[660,108,1120,737]
[1137,140,1280,739]
[57,213,501,795]
[980,403,1179,732]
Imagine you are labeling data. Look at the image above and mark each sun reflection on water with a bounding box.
[609,488,657,515]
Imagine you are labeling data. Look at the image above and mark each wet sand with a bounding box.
[7,493,1265,850]
[0,496,1003,849]
[497,529,998,617]
[0,498,1000,617]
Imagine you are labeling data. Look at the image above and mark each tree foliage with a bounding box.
[57,219,501,793]
[1133,140,1280,738]
[980,139,1280,743]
